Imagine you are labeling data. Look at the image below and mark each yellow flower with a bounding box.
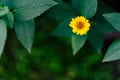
[69,16,90,35]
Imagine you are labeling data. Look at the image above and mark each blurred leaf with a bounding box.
[88,30,104,52]
[102,38,120,62]
[95,15,117,33]
[71,0,97,18]
[2,0,57,21]
[103,13,120,31]
[14,20,35,53]
[52,18,72,37]
[72,34,88,55]
[0,19,7,56]
[0,6,9,17]
[94,0,117,33]
[47,2,76,20]
[5,12,14,28]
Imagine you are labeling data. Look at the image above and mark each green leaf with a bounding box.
[5,12,14,28]
[94,0,117,33]
[72,34,88,55]
[47,2,76,20]
[71,0,97,18]
[95,15,117,33]
[1,0,57,20]
[52,18,72,37]
[14,20,35,53]
[103,13,120,31]
[102,38,120,62]
[0,19,7,56]
[10,0,57,21]
[88,30,104,52]
[0,6,9,17]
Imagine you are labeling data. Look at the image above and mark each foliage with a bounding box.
[0,0,57,56]
[0,21,114,79]
[0,0,120,79]
[51,0,120,62]
[102,38,120,62]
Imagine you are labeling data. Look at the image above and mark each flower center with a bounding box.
[76,22,84,29]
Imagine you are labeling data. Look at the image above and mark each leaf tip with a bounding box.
[102,14,109,18]
[73,50,78,56]
[0,53,2,59]
[102,14,105,16]
[54,2,58,5]
[102,57,113,62]
[101,59,106,62]
[27,48,32,53]
[51,1,58,7]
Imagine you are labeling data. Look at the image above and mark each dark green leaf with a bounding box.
[71,0,97,18]
[103,13,120,31]
[47,2,76,20]
[72,34,88,55]
[14,20,35,53]
[0,19,7,56]
[1,0,57,20]
[52,18,72,37]
[102,38,120,62]
[95,15,117,33]
[12,0,57,21]
[88,30,104,52]
[94,0,117,33]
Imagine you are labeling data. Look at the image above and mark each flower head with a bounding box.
[69,16,90,35]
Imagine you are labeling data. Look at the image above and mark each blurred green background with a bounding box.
[0,0,120,80]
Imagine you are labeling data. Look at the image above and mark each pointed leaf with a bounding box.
[102,38,120,62]
[72,34,88,55]
[11,0,57,21]
[1,0,57,20]
[95,15,117,33]
[14,20,35,53]
[0,19,7,56]
[71,0,97,18]
[103,13,120,31]
[94,1,117,33]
